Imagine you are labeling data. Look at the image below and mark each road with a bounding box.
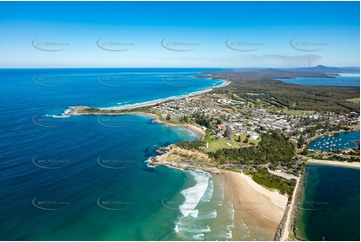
[280,176,301,241]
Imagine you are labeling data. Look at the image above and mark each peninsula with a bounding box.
[67,67,360,240]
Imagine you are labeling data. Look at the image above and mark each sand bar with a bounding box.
[100,80,230,111]
[308,159,360,168]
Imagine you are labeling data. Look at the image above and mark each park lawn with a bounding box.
[281,109,315,116]
[202,132,260,152]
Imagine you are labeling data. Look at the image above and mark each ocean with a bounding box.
[296,164,360,241]
[0,68,243,240]
[277,73,360,86]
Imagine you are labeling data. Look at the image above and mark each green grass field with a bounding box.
[281,109,315,115]
[203,132,260,152]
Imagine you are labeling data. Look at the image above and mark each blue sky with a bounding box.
[0,1,359,68]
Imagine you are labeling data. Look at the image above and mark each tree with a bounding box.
[166,114,171,121]
[298,135,305,148]
[301,150,308,155]
[181,115,189,123]
[223,129,229,138]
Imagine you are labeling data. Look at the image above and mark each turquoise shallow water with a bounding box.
[0,114,196,240]
[296,164,360,241]
[6,68,349,240]
[0,68,242,240]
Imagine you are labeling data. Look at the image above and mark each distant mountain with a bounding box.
[209,65,359,80]
[233,65,359,74]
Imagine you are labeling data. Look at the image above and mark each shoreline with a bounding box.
[150,145,220,173]
[97,79,230,111]
[63,73,358,239]
[306,129,360,146]
[69,109,206,140]
[151,115,206,139]
[66,79,230,139]
[307,159,360,168]
[223,171,288,240]
[278,175,302,241]
[151,150,288,240]
[278,159,360,240]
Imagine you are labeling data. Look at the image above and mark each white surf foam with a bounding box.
[217,181,224,206]
[190,209,199,218]
[225,229,233,240]
[144,157,154,168]
[222,202,235,240]
[45,114,70,118]
[179,170,210,218]
[47,106,75,118]
[181,225,211,233]
[98,80,228,110]
[202,209,217,219]
[228,200,235,229]
[200,178,214,203]
[238,218,251,239]
[192,233,205,240]
[174,225,180,233]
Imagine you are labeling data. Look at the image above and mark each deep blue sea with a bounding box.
[0,68,239,240]
[308,131,360,151]
[277,73,360,86]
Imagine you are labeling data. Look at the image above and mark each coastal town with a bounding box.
[69,71,360,241]
[150,92,360,164]
[148,85,360,241]
[1,1,359,241]
[70,72,360,181]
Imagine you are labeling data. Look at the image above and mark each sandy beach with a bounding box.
[66,80,230,139]
[153,121,206,139]
[66,107,206,139]
[69,76,290,239]
[308,159,360,168]
[151,153,289,239]
[100,80,231,111]
[151,148,291,240]
[223,171,288,240]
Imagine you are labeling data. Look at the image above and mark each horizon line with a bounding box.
[0,65,360,69]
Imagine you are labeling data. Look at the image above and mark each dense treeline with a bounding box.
[192,113,212,128]
[208,72,359,113]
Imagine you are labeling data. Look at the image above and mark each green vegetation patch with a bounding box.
[209,130,295,167]
[175,141,206,150]
[247,168,296,197]
[208,72,360,113]
[202,133,257,152]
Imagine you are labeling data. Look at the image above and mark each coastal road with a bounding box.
[267,168,298,180]
[280,176,301,241]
